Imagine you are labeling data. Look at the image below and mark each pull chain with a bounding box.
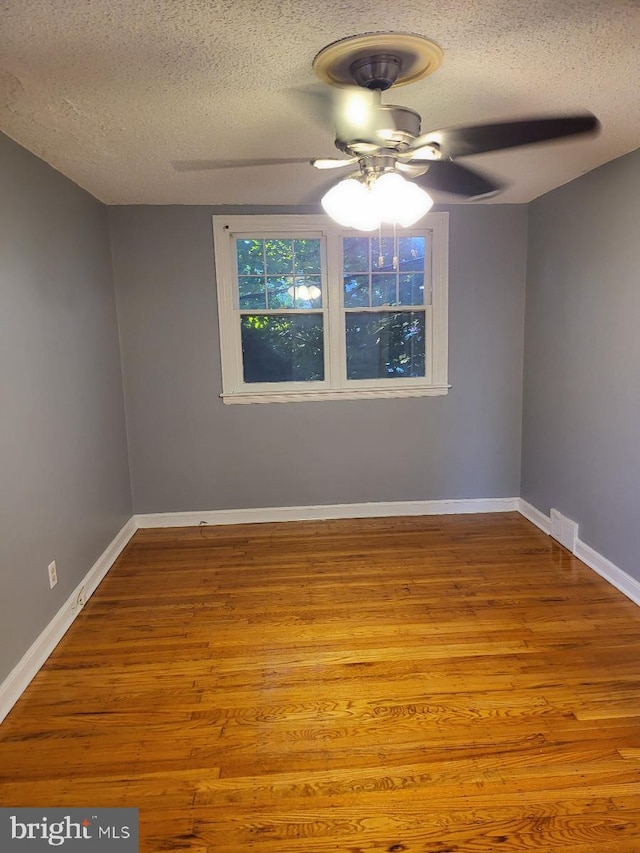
[377,222,384,268]
[393,223,399,270]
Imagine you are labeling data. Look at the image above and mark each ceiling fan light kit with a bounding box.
[309,31,600,232]
[321,171,433,231]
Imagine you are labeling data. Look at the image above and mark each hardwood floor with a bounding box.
[2,512,640,851]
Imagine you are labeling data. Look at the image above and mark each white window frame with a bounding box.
[212,213,449,404]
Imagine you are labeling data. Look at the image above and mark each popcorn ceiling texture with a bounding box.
[1,0,639,205]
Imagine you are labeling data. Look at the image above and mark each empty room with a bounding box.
[1,2,640,851]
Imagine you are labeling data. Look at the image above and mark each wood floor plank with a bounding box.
[1,512,640,851]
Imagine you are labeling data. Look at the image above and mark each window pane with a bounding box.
[266,276,294,309]
[241,315,324,383]
[398,236,426,272]
[344,274,370,307]
[236,239,264,275]
[343,236,426,308]
[399,273,425,306]
[264,239,294,275]
[294,239,321,274]
[345,311,425,379]
[292,275,322,308]
[238,275,265,309]
[372,273,397,306]
[343,237,370,273]
[370,236,395,270]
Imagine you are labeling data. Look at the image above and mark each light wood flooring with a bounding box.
[1,512,640,851]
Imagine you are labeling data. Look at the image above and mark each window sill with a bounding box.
[221,385,451,404]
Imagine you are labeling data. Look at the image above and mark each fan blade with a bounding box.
[172,158,312,172]
[312,157,359,170]
[414,161,502,197]
[396,161,429,178]
[290,83,395,145]
[291,83,401,150]
[333,87,396,145]
[288,83,336,131]
[409,113,600,160]
[299,172,360,205]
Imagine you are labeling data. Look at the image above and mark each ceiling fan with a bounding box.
[175,32,600,227]
[305,33,599,200]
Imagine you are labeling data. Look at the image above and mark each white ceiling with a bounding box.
[2,0,640,206]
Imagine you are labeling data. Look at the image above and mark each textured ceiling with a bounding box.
[2,0,640,205]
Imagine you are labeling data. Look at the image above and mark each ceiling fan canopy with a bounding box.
[312,32,444,89]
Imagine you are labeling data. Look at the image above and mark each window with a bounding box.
[212,214,449,403]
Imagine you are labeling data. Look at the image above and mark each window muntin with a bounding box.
[237,238,323,310]
[343,235,427,308]
[342,234,429,383]
[213,214,448,403]
[234,237,326,385]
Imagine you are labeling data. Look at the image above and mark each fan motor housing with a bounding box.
[336,105,421,155]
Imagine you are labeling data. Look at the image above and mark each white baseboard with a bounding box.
[518,498,551,534]
[575,539,640,607]
[135,497,520,528]
[0,517,137,725]
[518,499,640,608]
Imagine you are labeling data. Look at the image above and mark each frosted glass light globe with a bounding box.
[321,171,433,231]
[321,179,379,230]
[370,172,433,226]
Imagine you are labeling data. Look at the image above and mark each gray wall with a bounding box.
[0,133,132,682]
[522,148,640,582]
[108,204,528,513]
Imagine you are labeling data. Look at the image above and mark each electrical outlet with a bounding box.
[48,560,58,589]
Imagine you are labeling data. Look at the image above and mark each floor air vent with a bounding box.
[550,508,578,553]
